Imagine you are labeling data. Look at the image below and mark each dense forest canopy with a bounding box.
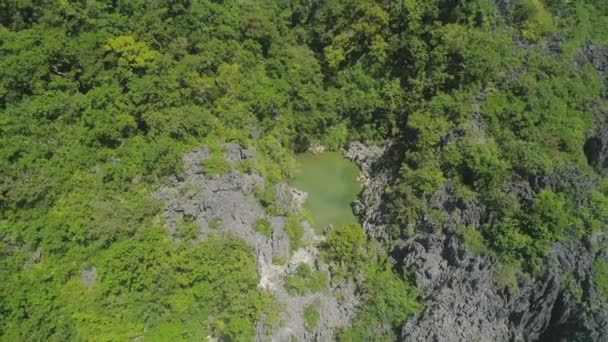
[1,0,607,340]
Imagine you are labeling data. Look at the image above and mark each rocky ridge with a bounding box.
[346,137,608,341]
[342,39,608,341]
[156,144,358,341]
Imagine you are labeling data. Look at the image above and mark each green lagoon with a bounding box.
[290,151,361,232]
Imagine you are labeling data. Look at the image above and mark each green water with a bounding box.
[290,152,361,232]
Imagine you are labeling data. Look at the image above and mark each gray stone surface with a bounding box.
[80,266,97,287]
[156,145,358,341]
[346,141,608,342]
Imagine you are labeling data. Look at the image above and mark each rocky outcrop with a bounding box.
[398,230,608,341]
[346,141,608,342]
[80,266,97,287]
[345,141,393,242]
[275,183,308,214]
[156,144,358,341]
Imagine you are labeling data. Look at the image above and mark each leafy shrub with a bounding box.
[209,219,221,230]
[320,224,367,277]
[495,262,522,288]
[283,264,328,295]
[457,226,490,255]
[201,154,231,176]
[594,260,608,300]
[254,218,273,237]
[303,301,320,330]
[285,215,304,251]
[175,217,199,240]
[512,0,555,41]
[338,263,421,340]
[271,256,287,266]
[322,122,349,150]
[255,182,280,215]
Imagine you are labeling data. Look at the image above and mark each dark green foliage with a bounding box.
[283,264,328,296]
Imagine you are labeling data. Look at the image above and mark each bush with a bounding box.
[175,217,199,240]
[457,226,490,255]
[254,218,273,237]
[209,219,221,230]
[320,224,367,276]
[283,264,328,295]
[339,263,421,340]
[285,215,304,251]
[201,147,231,176]
[594,260,608,300]
[322,122,349,150]
[303,301,320,330]
[271,256,287,266]
[513,0,555,41]
[495,262,522,288]
[254,182,280,215]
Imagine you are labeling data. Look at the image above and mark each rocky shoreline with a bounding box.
[154,140,608,341]
[156,144,359,341]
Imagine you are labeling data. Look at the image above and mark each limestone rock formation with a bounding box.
[156,144,358,341]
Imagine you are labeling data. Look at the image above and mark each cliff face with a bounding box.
[580,43,608,177]
[156,144,359,341]
[347,75,608,341]
[342,38,608,341]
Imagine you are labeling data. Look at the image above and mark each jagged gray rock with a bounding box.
[346,141,608,342]
[157,144,358,341]
[80,266,97,287]
[275,183,308,214]
[345,141,393,242]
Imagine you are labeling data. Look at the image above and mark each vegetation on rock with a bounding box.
[0,0,607,339]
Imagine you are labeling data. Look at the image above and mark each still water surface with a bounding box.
[290,152,361,232]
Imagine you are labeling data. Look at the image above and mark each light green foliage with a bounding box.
[255,182,280,215]
[594,260,608,300]
[320,224,367,277]
[322,122,349,150]
[525,190,569,240]
[487,190,572,271]
[496,262,522,288]
[208,219,221,230]
[1,0,607,339]
[512,0,556,41]
[272,256,288,266]
[254,218,273,237]
[105,35,157,70]
[339,263,422,341]
[285,215,305,251]
[202,150,231,177]
[175,217,199,240]
[458,226,490,255]
[304,301,321,330]
[283,264,328,295]
[562,274,583,302]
